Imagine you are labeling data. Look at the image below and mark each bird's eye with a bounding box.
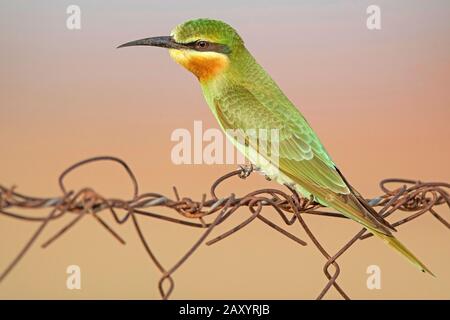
[196,40,209,49]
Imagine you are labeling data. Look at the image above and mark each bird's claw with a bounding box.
[238,164,254,179]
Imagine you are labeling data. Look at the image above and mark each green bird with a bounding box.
[119,18,433,275]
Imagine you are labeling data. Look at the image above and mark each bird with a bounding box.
[118,18,433,275]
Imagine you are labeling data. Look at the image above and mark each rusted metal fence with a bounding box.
[1,156,448,299]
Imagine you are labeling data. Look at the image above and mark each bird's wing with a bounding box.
[213,84,393,234]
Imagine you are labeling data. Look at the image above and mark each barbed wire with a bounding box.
[0,156,448,299]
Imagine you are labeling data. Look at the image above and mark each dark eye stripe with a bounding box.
[184,40,231,54]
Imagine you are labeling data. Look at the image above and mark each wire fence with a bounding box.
[0,156,448,299]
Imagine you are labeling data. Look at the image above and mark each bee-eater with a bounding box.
[119,18,432,274]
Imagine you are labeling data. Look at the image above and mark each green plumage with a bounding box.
[141,19,434,274]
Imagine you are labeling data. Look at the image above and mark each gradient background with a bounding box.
[0,0,449,299]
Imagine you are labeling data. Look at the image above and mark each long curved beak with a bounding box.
[117,36,185,49]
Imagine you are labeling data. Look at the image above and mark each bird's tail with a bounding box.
[327,169,435,276]
[368,227,435,276]
[287,167,434,276]
[316,180,435,276]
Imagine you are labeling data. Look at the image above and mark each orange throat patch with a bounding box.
[169,49,229,82]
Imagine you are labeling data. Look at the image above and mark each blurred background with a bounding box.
[0,0,449,299]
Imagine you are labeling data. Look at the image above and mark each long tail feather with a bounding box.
[371,228,435,276]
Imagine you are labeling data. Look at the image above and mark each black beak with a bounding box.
[117,36,185,49]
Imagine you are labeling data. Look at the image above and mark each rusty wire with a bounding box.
[0,156,448,299]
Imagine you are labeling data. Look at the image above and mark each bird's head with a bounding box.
[118,19,244,82]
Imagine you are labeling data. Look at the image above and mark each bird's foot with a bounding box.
[238,164,255,179]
